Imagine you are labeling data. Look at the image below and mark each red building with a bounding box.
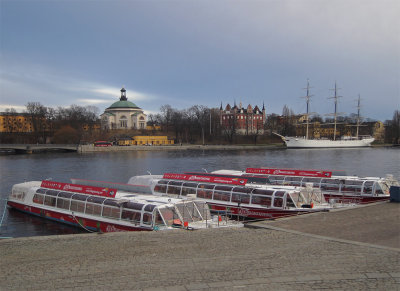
[220,102,266,135]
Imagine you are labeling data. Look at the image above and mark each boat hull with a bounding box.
[323,193,389,204]
[7,201,151,233]
[284,137,374,148]
[208,203,323,220]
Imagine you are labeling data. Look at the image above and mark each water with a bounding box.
[1,147,399,238]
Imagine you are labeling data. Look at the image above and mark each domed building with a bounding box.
[100,87,147,130]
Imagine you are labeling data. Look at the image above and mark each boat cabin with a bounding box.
[152,179,326,210]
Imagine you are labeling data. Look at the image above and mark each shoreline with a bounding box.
[78,143,285,153]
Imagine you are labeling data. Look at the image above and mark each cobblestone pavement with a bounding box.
[249,201,400,249]
[1,223,399,290]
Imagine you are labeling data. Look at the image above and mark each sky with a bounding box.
[0,0,399,121]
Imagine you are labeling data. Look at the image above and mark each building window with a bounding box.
[119,116,127,128]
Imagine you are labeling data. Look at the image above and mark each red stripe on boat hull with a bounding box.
[208,203,320,219]
[323,194,389,204]
[7,201,151,233]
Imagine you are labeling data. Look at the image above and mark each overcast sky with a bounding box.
[1,0,399,120]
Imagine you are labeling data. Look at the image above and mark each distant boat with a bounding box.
[277,81,374,148]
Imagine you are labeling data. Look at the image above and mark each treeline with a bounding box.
[1,102,101,144]
[385,110,400,144]
[147,105,276,145]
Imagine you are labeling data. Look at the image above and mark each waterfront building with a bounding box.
[219,102,266,135]
[101,87,147,130]
[132,136,174,145]
[0,112,36,133]
[116,136,174,146]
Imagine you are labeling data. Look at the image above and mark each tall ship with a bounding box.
[278,81,374,148]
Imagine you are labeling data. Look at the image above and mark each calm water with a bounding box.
[1,147,399,238]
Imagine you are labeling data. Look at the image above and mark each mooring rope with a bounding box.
[0,198,12,239]
[71,212,98,233]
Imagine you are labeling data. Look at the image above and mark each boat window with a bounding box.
[56,197,71,210]
[167,185,182,195]
[45,190,59,196]
[44,195,57,207]
[232,187,253,194]
[125,202,144,211]
[103,199,119,207]
[33,193,44,204]
[320,179,341,191]
[169,181,183,186]
[175,203,194,222]
[158,180,169,184]
[85,201,102,216]
[251,195,271,206]
[273,197,283,208]
[70,200,85,213]
[86,196,106,204]
[213,190,231,201]
[268,176,285,185]
[321,179,340,184]
[252,189,274,196]
[182,201,202,221]
[181,186,197,196]
[11,189,25,201]
[144,204,156,212]
[302,177,321,184]
[231,193,250,204]
[285,177,303,181]
[194,201,211,220]
[286,196,295,208]
[363,181,374,194]
[121,209,141,223]
[36,188,47,194]
[142,213,152,225]
[102,205,120,219]
[341,180,363,194]
[183,182,198,188]
[58,192,73,199]
[196,188,213,199]
[71,194,88,201]
[159,207,180,226]
[214,185,233,192]
[245,176,270,184]
[154,210,166,226]
[284,177,302,186]
[154,183,167,194]
[275,191,286,197]
[198,184,215,190]
[375,183,385,195]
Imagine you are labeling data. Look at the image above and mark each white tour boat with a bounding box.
[7,180,241,233]
[123,174,335,220]
[198,167,399,204]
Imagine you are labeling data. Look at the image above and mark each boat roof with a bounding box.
[13,180,198,208]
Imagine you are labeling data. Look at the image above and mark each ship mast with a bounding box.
[356,94,361,138]
[328,82,342,141]
[302,79,313,140]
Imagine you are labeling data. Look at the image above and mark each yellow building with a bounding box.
[132,136,174,145]
[116,137,133,146]
[0,113,34,133]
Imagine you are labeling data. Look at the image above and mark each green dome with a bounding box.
[108,100,139,109]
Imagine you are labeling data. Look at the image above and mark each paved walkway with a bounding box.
[0,203,399,290]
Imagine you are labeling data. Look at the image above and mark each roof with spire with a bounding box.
[107,87,140,109]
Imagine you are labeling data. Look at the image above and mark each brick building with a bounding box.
[220,102,266,135]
